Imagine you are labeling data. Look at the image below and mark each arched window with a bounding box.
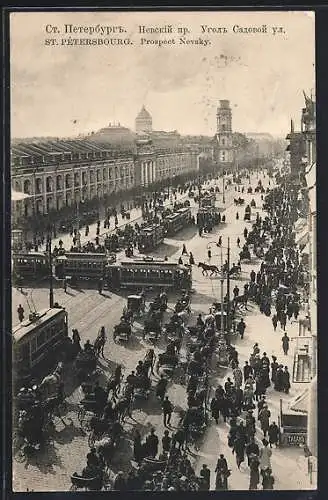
[23,179,31,194]
[56,175,63,190]
[35,178,42,194]
[65,174,72,189]
[74,172,80,186]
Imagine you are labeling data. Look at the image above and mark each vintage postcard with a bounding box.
[10,10,316,492]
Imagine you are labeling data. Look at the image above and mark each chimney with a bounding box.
[290,119,294,133]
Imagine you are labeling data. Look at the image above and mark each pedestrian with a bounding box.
[259,439,272,475]
[243,361,253,381]
[189,252,195,265]
[246,437,259,466]
[236,211,239,220]
[282,332,290,355]
[145,429,159,458]
[237,237,241,247]
[162,430,171,454]
[258,404,271,438]
[182,244,188,255]
[218,236,222,247]
[98,278,103,295]
[249,454,260,490]
[207,249,212,260]
[210,396,221,424]
[133,430,143,464]
[233,364,243,389]
[17,304,24,323]
[162,396,173,427]
[237,318,246,339]
[156,374,168,402]
[271,356,279,384]
[282,366,291,394]
[262,469,275,489]
[271,314,278,332]
[268,422,280,448]
[233,433,246,469]
[199,463,211,490]
[63,278,67,293]
[280,310,287,331]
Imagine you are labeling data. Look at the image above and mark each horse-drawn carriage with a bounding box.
[156,351,179,378]
[126,294,145,320]
[131,374,151,401]
[239,245,251,261]
[174,292,191,314]
[113,319,132,343]
[75,349,98,381]
[143,316,162,343]
[88,417,123,452]
[183,406,207,451]
[70,473,105,491]
[244,205,251,221]
[164,321,183,348]
[234,197,245,206]
[228,263,242,278]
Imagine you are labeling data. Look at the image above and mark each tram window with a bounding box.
[37,331,46,348]
[30,337,37,354]
[18,343,29,362]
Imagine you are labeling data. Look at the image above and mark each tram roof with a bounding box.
[13,251,48,258]
[114,260,189,270]
[56,252,108,260]
[13,308,66,343]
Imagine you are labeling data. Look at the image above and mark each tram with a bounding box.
[54,252,113,281]
[12,252,50,281]
[13,307,68,386]
[200,193,216,209]
[106,258,192,290]
[163,207,192,236]
[138,224,164,252]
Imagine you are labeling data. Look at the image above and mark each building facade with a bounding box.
[11,137,200,227]
[214,100,234,167]
[285,120,306,182]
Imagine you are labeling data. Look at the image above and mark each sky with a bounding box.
[10,10,315,139]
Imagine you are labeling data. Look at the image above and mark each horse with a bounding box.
[143,349,156,376]
[39,363,63,401]
[198,262,220,277]
[94,328,106,358]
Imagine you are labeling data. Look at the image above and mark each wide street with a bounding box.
[12,172,312,491]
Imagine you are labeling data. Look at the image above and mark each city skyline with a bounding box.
[10,11,315,139]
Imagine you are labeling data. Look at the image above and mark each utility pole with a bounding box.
[220,245,224,335]
[222,173,225,204]
[226,237,231,331]
[48,227,54,308]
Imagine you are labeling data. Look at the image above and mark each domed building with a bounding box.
[135,105,152,134]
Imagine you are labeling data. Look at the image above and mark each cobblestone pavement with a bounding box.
[12,172,313,491]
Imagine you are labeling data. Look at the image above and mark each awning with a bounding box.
[290,388,309,414]
[11,189,30,201]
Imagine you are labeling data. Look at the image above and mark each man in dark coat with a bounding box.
[268,421,280,447]
[282,366,291,394]
[146,429,159,458]
[246,437,260,466]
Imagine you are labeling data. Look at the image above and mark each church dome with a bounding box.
[136,105,152,120]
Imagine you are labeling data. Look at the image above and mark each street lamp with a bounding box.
[222,173,225,204]
[207,237,231,329]
[47,225,54,308]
